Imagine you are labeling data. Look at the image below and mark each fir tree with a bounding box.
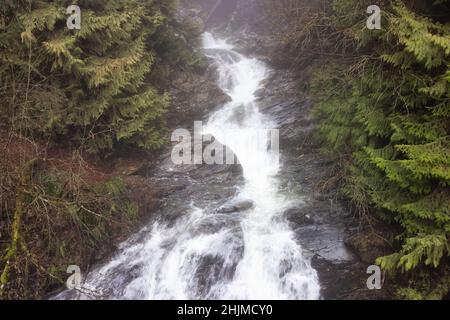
[310,0,450,297]
[0,0,199,153]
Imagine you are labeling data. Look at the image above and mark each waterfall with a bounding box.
[55,33,320,300]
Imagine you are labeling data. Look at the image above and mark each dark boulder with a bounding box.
[168,67,231,130]
[283,207,314,226]
[344,231,393,264]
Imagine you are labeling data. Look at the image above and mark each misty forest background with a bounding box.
[0,0,449,299]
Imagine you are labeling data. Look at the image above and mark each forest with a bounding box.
[0,0,204,299]
[269,0,450,299]
[0,0,449,300]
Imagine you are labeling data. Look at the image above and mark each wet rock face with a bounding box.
[257,70,315,153]
[344,230,393,265]
[168,66,231,130]
[194,254,239,298]
[250,65,398,299]
[283,207,314,226]
[147,135,244,225]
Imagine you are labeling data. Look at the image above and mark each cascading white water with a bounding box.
[57,33,320,300]
[201,33,320,299]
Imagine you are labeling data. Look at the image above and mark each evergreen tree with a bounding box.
[0,0,199,153]
[0,0,203,299]
[310,0,450,297]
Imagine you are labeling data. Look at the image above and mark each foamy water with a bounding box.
[54,33,320,300]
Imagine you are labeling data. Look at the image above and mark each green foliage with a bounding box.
[0,152,140,299]
[0,0,201,299]
[311,0,450,295]
[397,287,424,300]
[396,268,450,300]
[0,0,200,154]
